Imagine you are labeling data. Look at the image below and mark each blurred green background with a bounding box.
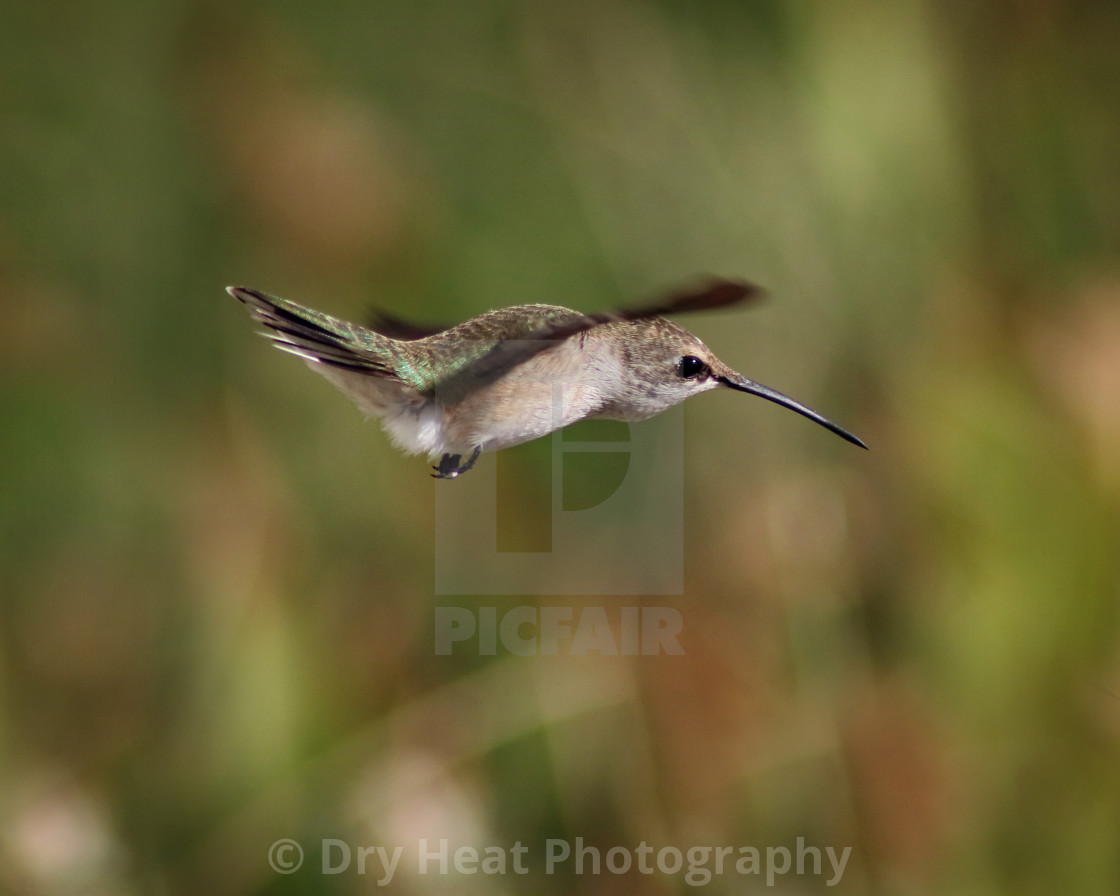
[2,1,1119,893]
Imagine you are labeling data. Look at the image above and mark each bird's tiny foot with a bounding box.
[432,454,462,479]
[458,445,481,474]
[431,446,482,480]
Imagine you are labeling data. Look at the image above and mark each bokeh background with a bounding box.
[3,1,1119,893]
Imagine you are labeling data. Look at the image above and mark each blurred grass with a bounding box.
[2,1,1120,894]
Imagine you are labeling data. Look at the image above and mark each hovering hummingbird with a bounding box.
[227,279,866,478]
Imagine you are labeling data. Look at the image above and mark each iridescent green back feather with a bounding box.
[229,286,583,396]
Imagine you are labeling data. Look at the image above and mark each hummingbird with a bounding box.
[227,279,866,478]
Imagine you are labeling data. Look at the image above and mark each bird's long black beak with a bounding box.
[718,375,867,449]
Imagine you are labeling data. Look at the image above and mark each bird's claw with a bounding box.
[431,459,460,479]
[431,446,481,480]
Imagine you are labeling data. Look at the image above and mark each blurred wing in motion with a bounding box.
[365,309,450,341]
[465,277,761,384]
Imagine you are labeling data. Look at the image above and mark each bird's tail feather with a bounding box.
[227,286,397,376]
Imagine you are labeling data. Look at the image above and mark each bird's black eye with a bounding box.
[678,355,707,379]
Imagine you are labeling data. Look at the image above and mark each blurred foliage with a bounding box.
[2,1,1120,894]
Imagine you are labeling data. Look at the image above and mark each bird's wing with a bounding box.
[612,277,761,320]
[365,309,450,340]
[462,278,760,384]
[228,287,402,378]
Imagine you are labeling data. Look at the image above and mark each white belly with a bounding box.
[312,363,450,457]
[380,402,449,456]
